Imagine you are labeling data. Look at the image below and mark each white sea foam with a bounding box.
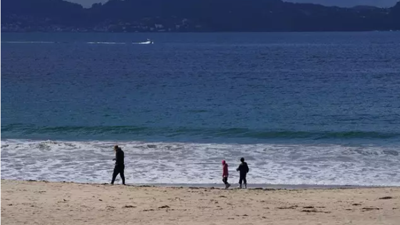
[1,139,399,186]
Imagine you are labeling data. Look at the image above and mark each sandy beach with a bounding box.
[1,180,399,225]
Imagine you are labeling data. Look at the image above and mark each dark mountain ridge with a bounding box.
[2,0,400,32]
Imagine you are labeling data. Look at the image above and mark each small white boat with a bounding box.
[137,39,154,44]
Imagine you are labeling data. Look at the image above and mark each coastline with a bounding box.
[2,179,399,225]
[3,178,398,190]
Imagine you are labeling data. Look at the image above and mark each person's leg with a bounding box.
[223,177,230,189]
[226,177,230,188]
[120,166,125,185]
[244,176,247,189]
[111,167,119,185]
[239,176,243,189]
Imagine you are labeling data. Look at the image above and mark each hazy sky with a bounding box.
[68,0,399,8]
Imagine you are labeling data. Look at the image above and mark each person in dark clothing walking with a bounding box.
[236,157,249,189]
[111,145,125,185]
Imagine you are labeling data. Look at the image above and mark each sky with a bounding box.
[68,0,399,8]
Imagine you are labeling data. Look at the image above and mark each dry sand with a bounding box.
[1,180,399,225]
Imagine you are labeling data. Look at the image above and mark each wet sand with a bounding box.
[1,180,399,225]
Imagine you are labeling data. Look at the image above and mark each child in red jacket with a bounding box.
[222,160,231,189]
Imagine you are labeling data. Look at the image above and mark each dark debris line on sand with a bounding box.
[379,196,393,200]
[362,207,381,211]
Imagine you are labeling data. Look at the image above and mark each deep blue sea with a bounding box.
[2,32,400,186]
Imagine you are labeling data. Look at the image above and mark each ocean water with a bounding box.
[2,32,400,186]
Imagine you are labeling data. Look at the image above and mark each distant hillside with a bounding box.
[2,0,400,32]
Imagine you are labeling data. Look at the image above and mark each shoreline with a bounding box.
[3,179,398,190]
[3,140,399,187]
[2,179,399,225]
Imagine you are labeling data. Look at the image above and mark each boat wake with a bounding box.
[87,42,126,45]
[3,39,154,45]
